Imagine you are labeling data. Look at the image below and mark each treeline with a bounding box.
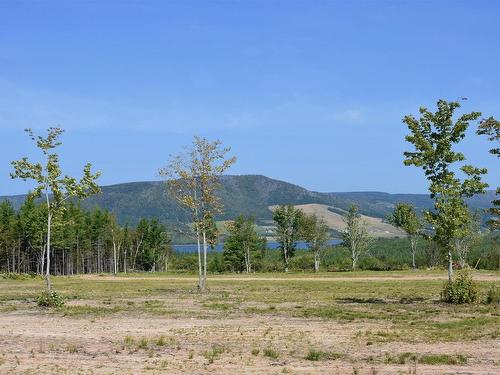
[3,197,496,276]
[171,235,499,273]
[0,199,172,275]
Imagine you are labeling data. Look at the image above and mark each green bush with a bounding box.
[1,272,38,280]
[441,271,479,304]
[289,253,314,271]
[37,291,65,308]
[485,284,500,304]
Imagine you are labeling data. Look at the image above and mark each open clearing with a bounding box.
[290,204,405,238]
[0,271,499,374]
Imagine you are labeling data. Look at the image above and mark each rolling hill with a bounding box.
[1,175,496,231]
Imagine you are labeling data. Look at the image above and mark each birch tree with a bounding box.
[160,136,236,291]
[273,205,303,272]
[301,213,329,272]
[403,100,488,281]
[10,127,101,291]
[342,205,371,271]
[223,215,265,273]
[388,203,422,269]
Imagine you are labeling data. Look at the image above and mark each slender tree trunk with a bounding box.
[447,248,453,282]
[202,229,208,291]
[45,211,52,292]
[112,240,117,275]
[314,251,320,272]
[410,236,417,270]
[123,247,127,273]
[196,224,203,290]
[352,244,357,271]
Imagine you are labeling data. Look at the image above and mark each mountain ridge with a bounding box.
[0,174,496,226]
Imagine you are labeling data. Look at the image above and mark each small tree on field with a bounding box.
[11,128,101,291]
[477,117,500,230]
[388,203,422,269]
[223,215,265,273]
[273,205,303,272]
[160,136,236,291]
[403,100,488,281]
[301,213,329,272]
[342,205,371,271]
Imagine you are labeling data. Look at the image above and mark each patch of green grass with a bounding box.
[251,348,260,356]
[124,335,135,346]
[419,354,467,365]
[204,345,224,364]
[384,352,467,365]
[138,338,149,349]
[305,349,342,361]
[384,352,417,364]
[263,347,279,359]
[65,344,78,353]
[155,335,167,346]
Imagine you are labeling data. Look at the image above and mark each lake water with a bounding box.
[172,239,342,253]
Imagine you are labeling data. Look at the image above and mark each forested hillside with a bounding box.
[1,175,495,226]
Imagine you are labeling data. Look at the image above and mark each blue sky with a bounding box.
[1,0,499,196]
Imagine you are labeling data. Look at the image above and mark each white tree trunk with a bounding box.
[196,224,203,290]
[314,251,320,272]
[410,236,417,270]
[448,248,453,282]
[45,211,52,292]
[201,229,208,291]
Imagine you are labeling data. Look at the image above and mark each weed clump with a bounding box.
[37,291,65,307]
[441,271,479,304]
[485,284,499,304]
[263,347,279,359]
[305,349,341,361]
[204,345,224,364]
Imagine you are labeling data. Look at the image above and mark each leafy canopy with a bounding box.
[403,100,488,249]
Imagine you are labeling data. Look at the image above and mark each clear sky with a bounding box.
[1,0,499,196]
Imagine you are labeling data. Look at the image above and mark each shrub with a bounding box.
[204,345,224,364]
[305,349,322,361]
[37,291,65,308]
[441,271,479,304]
[485,284,500,304]
[1,272,38,280]
[289,253,314,271]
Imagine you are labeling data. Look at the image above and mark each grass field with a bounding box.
[0,270,499,374]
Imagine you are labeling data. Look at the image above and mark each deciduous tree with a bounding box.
[388,203,422,269]
[160,136,236,290]
[273,205,303,272]
[403,100,488,281]
[10,128,101,291]
[223,215,265,273]
[301,213,329,272]
[342,205,371,270]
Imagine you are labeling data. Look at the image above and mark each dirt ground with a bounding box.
[0,312,497,374]
[0,273,498,374]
